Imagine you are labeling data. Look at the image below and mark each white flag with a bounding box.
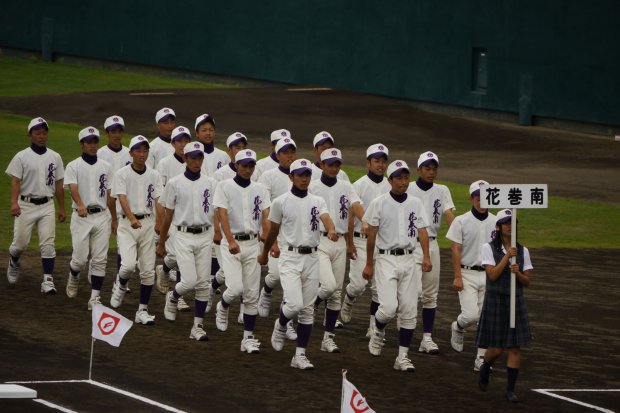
[341,370,376,413]
[91,304,133,347]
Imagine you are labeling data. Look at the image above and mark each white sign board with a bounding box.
[479,184,548,209]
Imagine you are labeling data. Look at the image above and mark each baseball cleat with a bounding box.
[135,309,156,325]
[238,303,245,324]
[6,261,20,285]
[335,320,344,329]
[320,333,341,353]
[110,277,127,308]
[177,296,191,312]
[164,291,178,321]
[271,319,287,351]
[393,354,416,372]
[190,324,209,341]
[450,321,464,352]
[285,320,297,341]
[155,265,169,295]
[366,327,373,339]
[257,288,272,317]
[66,274,79,298]
[368,327,386,356]
[88,296,101,311]
[418,336,440,355]
[41,276,57,294]
[240,335,261,354]
[290,353,314,370]
[340,296,355,323]
[215,301,229,332]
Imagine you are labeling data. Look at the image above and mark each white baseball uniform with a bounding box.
[253,153,279,181]
[156,153,186,269]
[363,193,427,330]
[201,147,230,176]
[97,144,132,218]
[212,163,237,182]
[146,137,174,170]
[65,156,112,277]
[311,162,349,182]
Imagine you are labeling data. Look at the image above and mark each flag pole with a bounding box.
[341,369,347,413]
[509,208,517,328]
[88,338,95,381]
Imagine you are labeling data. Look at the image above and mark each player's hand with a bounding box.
[156,242,166,257]
[422,257,432,273]
[360,221,369,235]
[214,229,222,245]
[269,243,280,258]
[257,252,268,265]
[509,263,520,274]
[362,264,374,280]
[327,229,339,242]
[347,244,357,260]
[77,205,88,217]
[507,247,518,258]
[130,218,141,229]
[228,240,240,255]
[111,219,118,235]
[58,209,67,222]
[10,203,21,217]
[453,276,464,292]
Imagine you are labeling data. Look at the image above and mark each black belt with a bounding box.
[378,248,414,256]
[321,231,345,237]
[288,246,317,254]
[87,207,104,214]
[233,233,257,241]
[353,232,367,239]
[20,196,50,205]
[178,225,211,234]
[417,237,436,241]
[461,265,485,272]
[123,214,151,220]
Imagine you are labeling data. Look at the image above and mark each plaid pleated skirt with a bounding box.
[476,292,532,348]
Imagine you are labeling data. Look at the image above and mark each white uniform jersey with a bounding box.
[97,145,132,174]
[156,153,185,187]
[64,157,112,209]
[111,165,162,215]
[352,174,391,233]
[407,182,455,237]
[268,191,328,248]
[146,137,173,170]
[363,193,428,250]
[258,167,292,201]
[446,210,497,267]
[481,243,533,271]
[212,163,236,182]
[253,153,279,181]
[309,178,360,234]
[311,162,349,182]
[213,179,271,234]
[201,147,230,176]
[6,146,65,198]
[160,173,217,227]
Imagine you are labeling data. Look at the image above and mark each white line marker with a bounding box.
[533,389,619,413]
[33,399,79,413]
[287,87,332,92]
[8,380,87,384]
[130,92,176,96]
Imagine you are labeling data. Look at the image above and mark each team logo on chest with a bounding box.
[146,184,154,209]
[339,195,349,220]
[310,206,319,231]
[217,161,223,169]
[252,195,262,220]
[46,163,56,186]
[203,188,211,213]
[432,199,442,224]
[408,211,418,238]
[98,174,107,197]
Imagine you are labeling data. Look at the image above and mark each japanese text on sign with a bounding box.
[479,184,548,208]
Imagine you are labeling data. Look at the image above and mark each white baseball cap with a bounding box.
[226,132,248,148]
[235,149,257,166]
[184,141,204,157]
[28,117,48,133]
[386,160,410,178]
[270,129,290,143]
[366,143,389,159]
[290,158,312,175]
[469,180,489,196]
[320,148,343,165]
[155,107,176,123]
[129,135,150,150]
[418,151,439,167]
[104,115,125,131]
[275,137,296,153]
[496,209,516,225]
[78,126,100,142]
[171,126,191,142]
[313,131,334,147]
[194,113,215,130]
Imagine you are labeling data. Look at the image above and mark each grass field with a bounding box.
[1,57,619,250]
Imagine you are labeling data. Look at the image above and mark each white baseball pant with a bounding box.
[374,253,419,330]
[69,211,111,277]
[278,249,319,325]
[221,238,261,315]
[117,216,155,285]
[456,268,486,329]
[9,200,56,259]
[414,238,440,308]
[264,254,280,288]
[173,230,213,301]
[163,226,177,270]
[345,236,378,302]
[317,235,346,310]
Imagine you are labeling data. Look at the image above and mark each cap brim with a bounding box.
[419,159,439,168]
[237,158,256,166]
[185,150,204,158]
[497,217,518,225]
[228,137,247,147]
[195,117,215,130]
[130,142,150,150]
[157,114,175,123]
[314,137,334,147]
[81,135,99,143]
[470,190,481,197]
[292,167,312,175]
[105,124,124,132]
[367,152,388,159]
[29,123,49,132]
[389,167,409,178]
[322,157,342,165]
[277,143,296,153]
[172,134,190,142]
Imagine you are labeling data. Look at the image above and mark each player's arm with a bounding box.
[68,183,87,217]
[362,224,379,280]
[156,207,174,257]
[107,189,118,235]
[258,221,280,265]
[10,176,21,216]
[55,178,66,222]
[217,207,240,255]
[155,199,165,235]
[450,241,464,291]
[351,201,364,221]
[260,207,270,243]
[444,208,456,227]
[319,213,338,241]
[118,194,141,229]
[418,227,432,272]
[213,208,222,245]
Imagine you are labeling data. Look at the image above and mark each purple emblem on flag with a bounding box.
[203,188,211,213]
[310,206,319,231]
[339,195,349,220]
[253,195,262,220]
[407,211,417,238]
[99,174,107,197]
[146,184,154,209]
[432,199,441,224]
[46,163,56,186]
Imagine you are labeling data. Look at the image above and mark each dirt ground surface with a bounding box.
[1,86,619,412]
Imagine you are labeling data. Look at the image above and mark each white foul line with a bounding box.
[533,389,619,413]
[33,399,79,413]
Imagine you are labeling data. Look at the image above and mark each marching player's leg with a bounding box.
[451,269,480,353]
[156,226,177,294]
[134,217,156,325]
[368,255,398,357]
[111,217,137,308]
[67,211,90,299]
[394,254,418,372]
[7,201,37,285]
[37,202,58,294]
[418,239,441,354]
[258,254,279,317]
[319,237,346,353]
[271,251,303,354]
[473,271,487,370]
[216,238,244,332]
[342,236,366,324]
[87,214,111,309]
[291,252,320,370]
[239,240,261,353]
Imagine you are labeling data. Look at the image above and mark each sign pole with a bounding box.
[510,208,517,329]
[88,338,95,381]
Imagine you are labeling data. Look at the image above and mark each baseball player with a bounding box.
[158,141,217,341]
[340,144,390,338]
[258,159,337,370]
[110,135,162,325]
[64,127,113,310]
[252,129,290,181]
[195,113,229,175]
[309,148,362,353]
[213,150,270,353]
[154,126,192,311]
[477,209,533,403]
[146,107,176,170]
[445,180,497,370]
[6,117,66,293]
[362,160,431,372]
[406,151,455,354]
[310,132,349,182]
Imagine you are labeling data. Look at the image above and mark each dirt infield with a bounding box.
[1,86,619,412]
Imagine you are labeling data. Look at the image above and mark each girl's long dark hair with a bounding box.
[491,221,520,255]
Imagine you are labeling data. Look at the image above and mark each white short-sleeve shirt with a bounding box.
[407,182,455,237]
[480,243,533,271]
[309,178,360,234]
[146,137,173,170]
[363,193,428,251]
[201,148,230,176]
[160,173,217,227]
[268,191,329,248]
[352,174,391,233]
[111,165,162,215]
[64,157,111,209]
[6,146,65,198]
[213,179,271,235]
[97,145,132,174]
[253,153,279,181]
[258,167,292,201]
[213,163,237,182]
[157,153,185,187]
[311,162,349,182]
[446,210,497,267]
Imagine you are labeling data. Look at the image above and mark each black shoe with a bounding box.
[506,391,519,403]
[478,363,490,392]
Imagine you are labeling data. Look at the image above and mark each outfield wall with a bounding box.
[1,1,618,126]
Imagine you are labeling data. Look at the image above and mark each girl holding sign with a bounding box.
[476,209,533,403]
